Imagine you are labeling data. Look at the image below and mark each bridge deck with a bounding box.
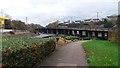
[35,27,113,40]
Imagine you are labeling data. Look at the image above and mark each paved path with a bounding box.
[38,41,88,67]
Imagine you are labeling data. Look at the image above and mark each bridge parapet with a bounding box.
[36,27,113,31]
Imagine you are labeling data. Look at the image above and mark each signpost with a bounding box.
[0,17,10,33]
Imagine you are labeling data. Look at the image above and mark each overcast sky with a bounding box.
[0,0,119,26]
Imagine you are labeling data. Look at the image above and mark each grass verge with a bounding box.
[82,40,118,66]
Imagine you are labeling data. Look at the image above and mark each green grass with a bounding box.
[82,40,118,66]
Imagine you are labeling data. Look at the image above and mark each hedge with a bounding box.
[65,36,80,41]
[2,38,56,67]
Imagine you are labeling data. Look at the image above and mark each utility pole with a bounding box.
[1,9,4,17]
[25,17,28,31]
[70,16,73,23]
[97,12,99,23]
[97,12,99,19]
[25,17,28,24]
[0,9,4,33]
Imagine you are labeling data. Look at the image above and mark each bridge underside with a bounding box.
[35,28,112,40]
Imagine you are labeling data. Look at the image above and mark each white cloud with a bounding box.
[0,0,119,26]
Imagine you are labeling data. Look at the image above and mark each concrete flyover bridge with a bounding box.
[35,27,113,40]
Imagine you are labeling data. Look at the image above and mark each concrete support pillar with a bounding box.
[72,30,75,35]
[47,29,49,34]
[56,29,58,34]
[77,31,79,35]
[105,32,108,37]
[68,30,70,35]
[91,32,95,39]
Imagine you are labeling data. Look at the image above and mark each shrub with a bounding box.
[8,31,15,35]
[82,37,90,40]
[2,38,56,67]
[65,36,80,41]
[56,37,66,46]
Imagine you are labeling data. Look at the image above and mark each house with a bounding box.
[84,19,101,23]
[102,18,106,21]
[84,19,92,23]
[92,19,100,22]
[64,20,70,24]
[74,20,82,23]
